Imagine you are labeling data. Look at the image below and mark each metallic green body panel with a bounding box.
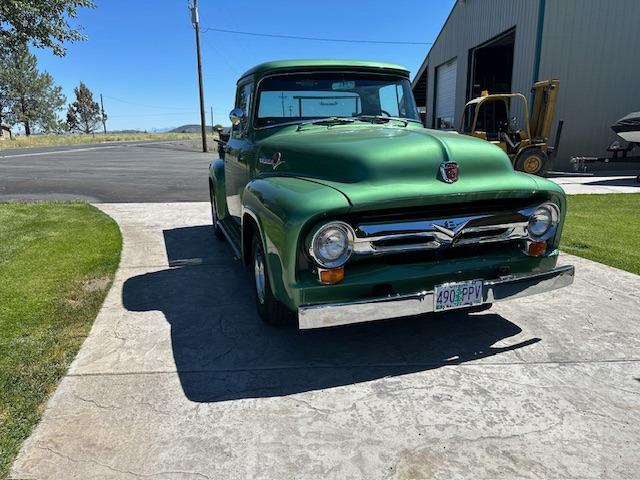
[242,177,350,310]
[209,159,228,220]
[211,62,569,312]
[296,252,560,307]
[256,123,550,207]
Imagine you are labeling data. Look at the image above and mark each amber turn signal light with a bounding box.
[527,241,547,257]
[319,267,345,284]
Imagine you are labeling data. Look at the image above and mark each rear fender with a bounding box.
[209,159,228,220]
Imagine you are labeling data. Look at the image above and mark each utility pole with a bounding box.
[190,0,208,153]
[100,94,107,135]
[210,105,214,132]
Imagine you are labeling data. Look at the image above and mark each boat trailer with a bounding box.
[571,112,640,183]
[572,141,640,183]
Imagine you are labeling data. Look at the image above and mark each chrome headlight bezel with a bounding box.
[527,202,560,240]
[308,221,355,268]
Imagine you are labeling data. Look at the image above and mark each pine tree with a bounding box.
[0,45,66,135]
[66,82,104,134]
[0,59,14,128]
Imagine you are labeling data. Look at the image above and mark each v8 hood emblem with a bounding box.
[259,152,285,169]
[439,161,459,183]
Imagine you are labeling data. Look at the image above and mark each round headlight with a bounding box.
[309,222,354,268]
[528,203,559,238]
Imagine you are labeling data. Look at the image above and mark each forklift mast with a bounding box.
[529,79,560,142]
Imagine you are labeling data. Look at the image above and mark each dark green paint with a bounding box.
[238,59,410,83]
[209,61,567,311]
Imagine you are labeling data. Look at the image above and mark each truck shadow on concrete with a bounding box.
[122,225,540,403]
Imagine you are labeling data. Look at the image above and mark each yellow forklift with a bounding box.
[459,79,561,176]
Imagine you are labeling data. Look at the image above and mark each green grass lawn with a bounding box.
[0,132,206,150]
[0,203,121,478]
[562,194,640,275]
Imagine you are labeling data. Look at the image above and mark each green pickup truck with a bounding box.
[209,60,574,329]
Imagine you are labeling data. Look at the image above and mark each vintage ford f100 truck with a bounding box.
[209,60,574,328]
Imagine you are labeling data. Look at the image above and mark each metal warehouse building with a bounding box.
[412,0,640,170]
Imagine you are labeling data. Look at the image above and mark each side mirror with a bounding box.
[229,108,245,126]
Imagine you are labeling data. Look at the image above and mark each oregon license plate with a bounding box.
[434,280,484,311]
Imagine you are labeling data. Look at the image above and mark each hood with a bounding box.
[256,124,542,210]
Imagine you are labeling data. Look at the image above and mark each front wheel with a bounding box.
[515,148,548,176]
[251,234,293,326]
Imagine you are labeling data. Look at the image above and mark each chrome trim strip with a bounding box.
[298,265,574,329]
[350,206,546,255]
[217,220,241,259]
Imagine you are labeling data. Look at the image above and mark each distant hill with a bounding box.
[170,124,215,133]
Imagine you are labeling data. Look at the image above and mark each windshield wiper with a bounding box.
[296,117,355,131]
[354,115,409,127]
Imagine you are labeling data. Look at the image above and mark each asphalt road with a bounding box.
[0,140,214,203]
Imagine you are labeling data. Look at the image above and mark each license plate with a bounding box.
[434,280,484,311]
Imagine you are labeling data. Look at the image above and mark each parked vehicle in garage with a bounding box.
[209,60,574,328]
[459,80,561,176]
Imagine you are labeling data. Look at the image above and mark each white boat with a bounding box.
[611,112,640,143]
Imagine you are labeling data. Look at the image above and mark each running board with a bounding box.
[217,220,241,260]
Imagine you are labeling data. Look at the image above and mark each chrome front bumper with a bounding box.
[298,264,575,329]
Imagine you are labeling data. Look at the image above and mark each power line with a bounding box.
[108,111,199,118]
[203,37,241,75]
[201,27,432,46]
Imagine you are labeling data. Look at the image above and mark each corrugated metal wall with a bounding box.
[539,0,640,168]
[424,0,540,131]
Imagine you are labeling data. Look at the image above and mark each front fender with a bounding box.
[209,159,228,220]
[242,176,351,310]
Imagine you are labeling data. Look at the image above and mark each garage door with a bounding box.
[435,58,457,129]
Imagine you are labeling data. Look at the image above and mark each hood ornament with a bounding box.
[439,161,459,183]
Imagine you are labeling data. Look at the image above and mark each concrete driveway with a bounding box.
[10,202,640,479]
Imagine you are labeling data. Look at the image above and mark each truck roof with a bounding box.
[238,59,410,82]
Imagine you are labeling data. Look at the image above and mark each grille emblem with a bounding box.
[439,161,459,183]
[432,219,464,239]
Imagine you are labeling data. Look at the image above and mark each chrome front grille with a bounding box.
[351,208,534,256]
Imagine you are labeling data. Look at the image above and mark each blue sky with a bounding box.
[34,0,455,131]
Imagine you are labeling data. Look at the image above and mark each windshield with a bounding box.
[255,72,420,128]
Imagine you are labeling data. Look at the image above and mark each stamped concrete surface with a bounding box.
[11,203,640,479]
